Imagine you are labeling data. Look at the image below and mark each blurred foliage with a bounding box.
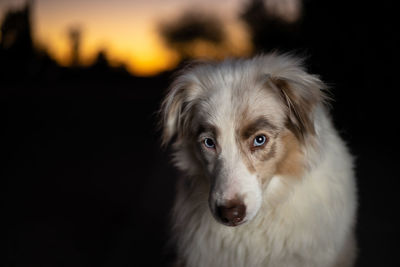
[0,1,131,85]
[241,0,302,52]
[159,0,303,61]
[0,1,33,56]
[159,12,226,60]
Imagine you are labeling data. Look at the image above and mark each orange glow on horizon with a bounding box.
[38,22,181,76]
[1,0,251,76]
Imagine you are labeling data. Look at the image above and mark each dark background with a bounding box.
[2,0,399,266]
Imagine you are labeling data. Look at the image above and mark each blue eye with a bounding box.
[204,138,216,149]
[253,135,267,147]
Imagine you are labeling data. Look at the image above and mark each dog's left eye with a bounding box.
[253,135,267,147]
[204,138,216,149]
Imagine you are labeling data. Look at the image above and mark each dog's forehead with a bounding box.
[196,73,286,130]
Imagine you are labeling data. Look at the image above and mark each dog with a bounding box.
[160,53,357,267]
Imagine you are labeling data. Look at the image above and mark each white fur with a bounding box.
[162,54,357,267]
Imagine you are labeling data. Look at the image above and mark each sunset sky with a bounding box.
[0,0,251,76]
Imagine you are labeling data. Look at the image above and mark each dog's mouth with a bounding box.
[218,217,247,227]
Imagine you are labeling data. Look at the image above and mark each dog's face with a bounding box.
[194,86,293,226]
[161,55,325,226]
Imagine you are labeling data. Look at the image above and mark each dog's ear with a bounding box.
[266,72,327,141]
[160,76,198,146]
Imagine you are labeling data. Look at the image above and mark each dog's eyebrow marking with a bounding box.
[197,123,218,138]
[241,117,277,139]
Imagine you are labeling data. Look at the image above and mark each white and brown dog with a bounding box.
[160,53,357,267]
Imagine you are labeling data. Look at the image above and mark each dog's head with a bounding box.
[161,54,326,226]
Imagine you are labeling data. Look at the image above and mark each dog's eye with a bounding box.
[253,135,267,147]
[204,138,216,149]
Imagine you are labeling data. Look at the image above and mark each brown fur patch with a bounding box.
[237,116,275,174]
[267,76,325,142]
[260,142,277,161]
[240,117,278,140]
[276,130,304,177]
[275,78,316,140]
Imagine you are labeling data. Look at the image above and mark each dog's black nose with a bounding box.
[217,201,246,226]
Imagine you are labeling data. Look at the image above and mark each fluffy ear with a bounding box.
[160,75,198,146]
[266,72,328,141]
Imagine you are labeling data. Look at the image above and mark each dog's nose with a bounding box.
[217,201,246,226]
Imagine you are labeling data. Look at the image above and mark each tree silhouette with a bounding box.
[159,12,226,60]
[0,0,34,56]
[240,0,303,52]
[68,26,81,66]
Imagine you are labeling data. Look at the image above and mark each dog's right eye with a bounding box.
[204,138,216,149]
